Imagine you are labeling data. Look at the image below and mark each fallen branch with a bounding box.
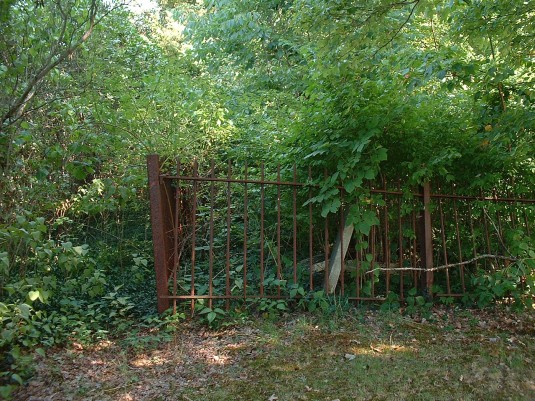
[366,254,519,275]
[310,254,522,275]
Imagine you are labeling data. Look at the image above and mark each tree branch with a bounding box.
[0,0,118,128]
[365,254,520,275]
[1,1,98,128]
[373,0,420,57]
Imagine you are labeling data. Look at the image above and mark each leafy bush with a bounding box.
[0,214,159,398]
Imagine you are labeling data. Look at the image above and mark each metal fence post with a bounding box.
[418,181,434,298]
[147,154,172,313]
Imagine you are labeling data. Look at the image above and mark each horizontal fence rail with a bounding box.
[147,155,534,313]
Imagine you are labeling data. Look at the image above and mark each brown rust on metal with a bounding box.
[190,160,198,314]
[452,185,465,292]
[467,203,478,261]
[277,164,282,298]
[418,182,433,295]
[225,161,232,310]
[397,180,404,300]
[340,191,345,295]
[163,173,535,203]
[370,224,376,297]
[149,156,535,311]
[172,159,182,313]
[243,162,248,299]
[507,189,517,230]
[293,164,298,284]
[524,208,531,236]
[308,167,314,291]
[355,243,361,299]
[411,211,418,289]
[147,154,171,314]
[438,192,451,294]
[260,163,265,297]
[208,160,216,308]
[383,178,390,295]
[324,170,329,291]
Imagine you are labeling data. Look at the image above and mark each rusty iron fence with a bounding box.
[147,155,534,313]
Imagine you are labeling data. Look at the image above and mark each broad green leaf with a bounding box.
[28,290,40,301]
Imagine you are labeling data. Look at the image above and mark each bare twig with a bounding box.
[373,0,420,57]
[482,207,515,258]
[365,254,520,275]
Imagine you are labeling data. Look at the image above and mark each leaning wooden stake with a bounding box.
[327,210,354,294]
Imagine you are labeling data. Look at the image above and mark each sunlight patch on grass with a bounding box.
[129,354,167,368]
[349,343,412,356]
[12,309,535,401]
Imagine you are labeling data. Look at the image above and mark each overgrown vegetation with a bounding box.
[0,0,533,398]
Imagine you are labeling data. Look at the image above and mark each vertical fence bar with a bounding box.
[411,211,418,289]
[340,191,345,295]
[356,236,361,300]
[172,159,182,313]
[370,224,376,297]
[494,190,504,242]
[208,160,215,308]
[483,208,492,268]
[397,180,404,300]
[324,170,330,291]
[507,187,517,230]
[147,154,171,314]
[438,194,451,294]
[481,191,492,269]
[225,162,232,310]
[243,162,248,299]
[369,181,376,298]
[419,182,433,296]
[260,163,265,297]
[309,167,314,291]
[452,184,465,292]
[324,216,330,292]
[190,160,199,314]
[524,208,531,236]
[383,178,390,295]
[467,203,478,261]
[277,164,282,298]
[293,164,298,284]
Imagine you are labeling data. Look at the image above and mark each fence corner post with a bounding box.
[419,181,434,299]
[147,154,171,314]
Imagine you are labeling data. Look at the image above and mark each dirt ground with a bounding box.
[13,307,535,401]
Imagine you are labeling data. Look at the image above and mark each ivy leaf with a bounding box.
[321,198,341,217]
[11,373,23,385]
[28,290,40,301]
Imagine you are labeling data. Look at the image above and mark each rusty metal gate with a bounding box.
[147,155,534,313]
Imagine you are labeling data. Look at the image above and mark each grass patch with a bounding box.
[12,308,535,401]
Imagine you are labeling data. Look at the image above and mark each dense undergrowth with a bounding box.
[1,205,533,398]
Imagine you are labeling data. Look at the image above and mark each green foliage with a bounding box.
[0,212,159,397]
[0,0,533,396]
[196,303,228,327]
[464,263,534,310]
[404,287,433,318]
[380,292,401,312]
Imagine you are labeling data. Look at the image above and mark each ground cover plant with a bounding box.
[11,307,535,401]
